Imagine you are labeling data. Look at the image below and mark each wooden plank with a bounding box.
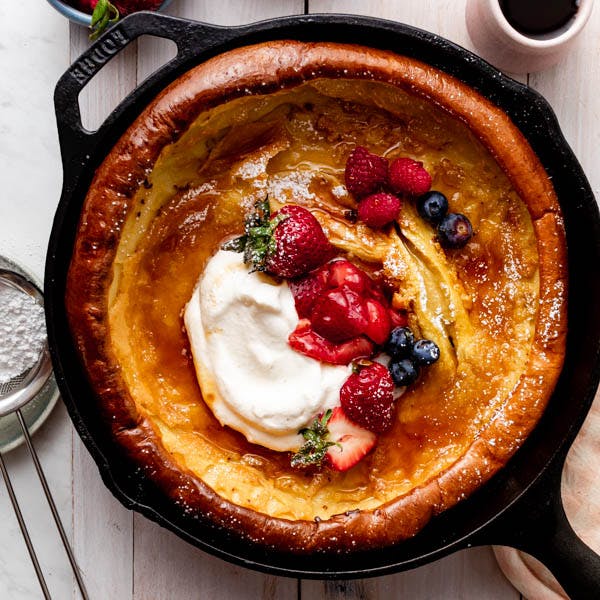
[0,3,73,599]
[69,21,136,600]
[168,0,305,25]
[132,2,302,598]
[70,22,139,132]
[309,0,472,47]
[302,1,523,598]
[67,1,583,597]
[301,548,519,600]
[132,521,297,600]
[528,5,600,196]
[309,0,527,83]
[72,432,134,600]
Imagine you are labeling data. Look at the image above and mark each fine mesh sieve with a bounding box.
[0,266,89,599]
[0,371,27,396]
[0,270,53,415]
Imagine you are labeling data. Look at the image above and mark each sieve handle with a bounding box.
[0,451,51,600]
[15,410,90,599]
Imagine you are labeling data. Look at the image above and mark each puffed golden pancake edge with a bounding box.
[65,41,567,553]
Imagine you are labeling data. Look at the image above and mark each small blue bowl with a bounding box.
[46,0,172,27]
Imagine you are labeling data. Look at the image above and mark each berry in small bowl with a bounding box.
[46,0,171,38]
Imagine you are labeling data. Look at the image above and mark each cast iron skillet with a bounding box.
[46,12,600,597]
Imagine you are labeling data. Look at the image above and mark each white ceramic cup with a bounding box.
[466,0,594,73]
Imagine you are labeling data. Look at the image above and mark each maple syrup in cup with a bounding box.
[465,0,594,73]
[499,0,579,35]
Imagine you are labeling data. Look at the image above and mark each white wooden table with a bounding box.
[1,1,598,598]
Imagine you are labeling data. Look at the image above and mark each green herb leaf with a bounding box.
[290,410,338,468]
[219,197,289,273]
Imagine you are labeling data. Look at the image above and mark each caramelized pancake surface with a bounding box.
[66,42,567,551]
[110,80,537,519]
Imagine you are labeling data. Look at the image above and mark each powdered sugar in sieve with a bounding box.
[0,280,47,389]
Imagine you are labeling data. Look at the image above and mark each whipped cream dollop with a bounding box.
[184,250,350,451]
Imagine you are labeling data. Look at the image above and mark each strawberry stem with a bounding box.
[89,0,120,41]
[290,409,339,468]
[221,198,287,273]
[352,358,374,374]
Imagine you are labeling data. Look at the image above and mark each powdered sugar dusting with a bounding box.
[268,170,316,203]
[235,156,270,180]
[331,185,347,198]
[0,283,46,384]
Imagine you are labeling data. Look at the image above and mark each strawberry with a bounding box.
[357,192,402,228]
[364,298,392,345]
[388,158,432,196]
[364,275,389,305]
[113,0,164,13]
[74,0,96,10]
[290,407,376,471]
[389,308,409,329]
[327,259,370,294]
[288,319,374,365]
[325,407,378,471]
[266,204,334,278]
[222,200,333,279]
[340,362,395,433]
[288,269,329,318]
[289,259,369,318]
[344,147,389,198]
[310,286,369,343]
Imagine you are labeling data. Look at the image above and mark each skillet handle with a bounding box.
[480,451,600,599]
[53,12,231,172]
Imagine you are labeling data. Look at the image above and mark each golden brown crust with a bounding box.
[66,41,567,552]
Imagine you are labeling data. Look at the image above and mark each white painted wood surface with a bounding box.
[2,0,599,598]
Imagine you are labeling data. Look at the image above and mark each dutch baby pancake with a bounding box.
[65,41,567,552]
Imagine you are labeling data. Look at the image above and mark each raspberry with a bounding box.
[344,147,389,198]
[357,192,402,228]
[388,158,432,196]
[340,362,396,433]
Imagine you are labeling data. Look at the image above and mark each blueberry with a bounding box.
[389,358,419,387]
[437,213,473,249]
[417,191,449,224]
[385,326,415,359]
[411,339,440,365]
